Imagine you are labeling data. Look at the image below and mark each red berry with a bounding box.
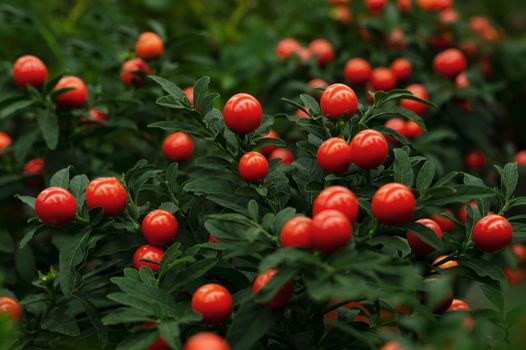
[13,55,48,88]
[269,148,294,165]
[400,84,429,116]
[0,297,22,323]
[120,58,152,86]
[81,108,108,125]
[316,138,352,174]
[472,214,512,253]
[146,337,170,350]
[184,87,194,106]
[458,201,478,223]
[398,0,412,12]
[311,210,352,253]
[209,234,218,243]
[0,132,12,153]
[390,58,412,82]
[433,49,467,78]
[385,118,406,142]
[23,158,44,187]
[85,177,128,217]
[253,269,294,309]
[54,76,88,109]
[515,151,526,168]
[464,150,486,171]
[308,79,328,89]
[142,210,179,246]
[307,39,334,64]
[320,83,358,119]
[372,183,415,225]
[191,284,233,324]
[133,245,165,272]
[162,132,194,163]
[511,244,526,265]
[280,216,313,248]
[504,266,524,286]
[406,218,443,255]
[366,0,387,12]
[313,186,359,222]
[183,332,230,350]
[135,32,164,59]
[370,68,397,91]
[223,93,262,134]
[36,187,77,227]
[238,152,268,182]
[431,210,456,232]
[259,129,280,155]
[350,129,388,169]
[455,72,470,89]
[380,342,404,350]
[275,38,301,59]
[344,58,372,85]
[447,299,471,312]
[403,120,424,139]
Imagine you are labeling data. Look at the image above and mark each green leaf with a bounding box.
[227,302,276,350]
[0,99,35,119]
[193,76,210,109]
[69,174,89,209]
[50,167,71,189]
[393,148,413,186]
[79,299,108,348]
[149,75,187,100]
[39,110,59,149]
[58,229,92,297]
[422,185,495,206]
[116,332,159,350]
[502,162,518,200]
[14,129,40,165]
[405,222,442,251]
[273,207,296,234]
[19,226,41,249]
[300,94,321,116]
[168,258,218,293]
[41,307,80,336]
[15,246,36,283]
[159,321,181,350]
[15,195,36,209]
[248,200,259,220]
[416,161,435,192]
[183,178,237,196]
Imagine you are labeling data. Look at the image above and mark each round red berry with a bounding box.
[183,332,230,350]
[162,132,194,163]
[54,76,88,109]
[400,84,429,116]
[344,58,372,85]
[350,129,388,169]
[316,138,352,174]
[23,158,44,187]
[85,177,128,217]
[372,183,415,225]
[390,58,412,82]
[223,93,262,134]
[191,284,233,324]
[269,148,294,165]
[406,218,443,255]
[370,67,397,91]
[134,245,165,272]
[308,39,334,64]
[142,210,179,246]
[472,214,512,253]
[120,58,152,86]
[313,186,359,222]
[35,187,77,227]
[0,297,22,323]
[13,55,48,88]
[320,83,358,119]
[238,152,268,182]
[135,32,164,59]
[433,49,467,78]
[275,38,301,59]
[311,210,352,253]
[280,216,313,248]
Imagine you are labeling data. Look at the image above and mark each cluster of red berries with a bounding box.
[275,38,334,64]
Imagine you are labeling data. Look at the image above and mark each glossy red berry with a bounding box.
[238,152,268,182]
[0,297,22,322]
[344,58,372,85]
[54,76,88,109]
[35,187,77,227]
[280,216,313,248]
[372,183,416,225]
[311,210,352,253]
[0,132,12,153]
[13,55,48,88]
[133,245,164,272]
[192,284,233,324]
[308,39,334,64]
[162,132,194,163]
[269,148,294,165]
[431,210,456,232]
[135,32,164,59]
[514,151,526,168]
[85,177,128,217]
[350,130,388,169]
[183,332,230,350]
[390,58,412,82]
[253,269,294,309]
[23,158,44,187]
[275,38,301,59]
[142,210,179,246]
[120,58,152,86]
[320,83,358,119]
[406,218,443,255]
[259,129,280,155]
[433,49,467,78]
[472,214,512,253]
[400,84,430,116]
[316,138,352,174]
[464,150,486,171]
[370,67,397,91]
[313,186,359,222]
[384,118,406,142]
[223,93,262,134]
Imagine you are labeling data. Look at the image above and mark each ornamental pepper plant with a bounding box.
[0,1,526,349]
